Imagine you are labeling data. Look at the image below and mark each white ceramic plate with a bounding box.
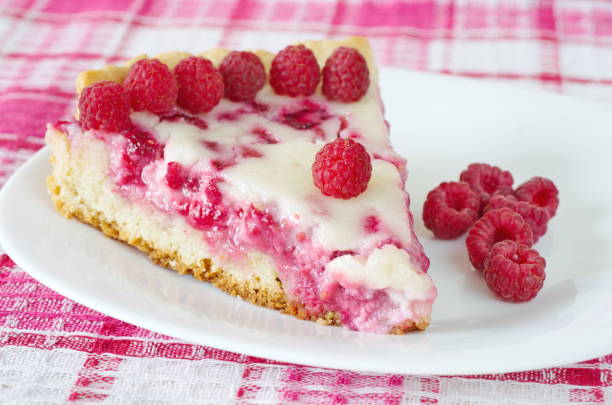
[1,69,611,375]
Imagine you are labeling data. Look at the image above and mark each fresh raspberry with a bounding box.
[514,177,559,218]
[123,59,178,114]
[423,181,480,239]
[483,240,546,302]
[460,163,514,210]
[219,51,266,102]
[78,81,131,132]
[466,208,533,271]
[322,47,370,102]
[174,56,224,113]
[312,138,372,199]
[270,45,320,97]
[484,194,550,242]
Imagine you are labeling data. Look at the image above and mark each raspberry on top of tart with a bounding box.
[46,37,437,334]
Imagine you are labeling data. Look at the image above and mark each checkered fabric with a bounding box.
[1,0,611,403]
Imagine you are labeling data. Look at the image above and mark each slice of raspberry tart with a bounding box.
[45,37,437,334]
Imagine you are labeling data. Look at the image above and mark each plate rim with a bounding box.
[2,69,612,375]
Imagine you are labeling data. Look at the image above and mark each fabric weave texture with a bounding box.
[1,0,611,403]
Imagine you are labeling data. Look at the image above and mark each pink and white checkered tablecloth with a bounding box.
[1,0,611,403]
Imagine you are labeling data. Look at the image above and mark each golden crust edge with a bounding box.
[75,36,376,94]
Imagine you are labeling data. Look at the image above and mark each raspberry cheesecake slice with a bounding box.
[46,37,437,334]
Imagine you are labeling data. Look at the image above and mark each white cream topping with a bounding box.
[221,138,412,250]
[255,87,391,155]
[128,76,424,287]
[325,245,433,300]
[131,111,161,133]
[162,121,213,166]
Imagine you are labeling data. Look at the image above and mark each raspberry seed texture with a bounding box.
[423,181,480,239]
[466,208,534,271]
[460,163,514,210]
[270,45,320,97]
[322,47,370,102]
[515,177,559,218]
[312,138,372,199]
[174,56,224,114]
[123,59,178,114]
[219,51,266,102]
[483,240,546,302]
[484,194,550,242]
[78,81,131,132]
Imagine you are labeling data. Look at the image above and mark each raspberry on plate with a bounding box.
[515,177,559,218]
[322,47,370,102]
[78,81,131,132]
[484,194,550,243]
[423,181,480,239]
[270,45,320,97]
[174,56,224,113]
[460,163,514,210]
[312,138,372,199]
[466,208,533,271]
[219,51,266,102]
[123,59,178,114]
[483,240,546,302]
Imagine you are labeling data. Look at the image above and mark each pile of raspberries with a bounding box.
[423,163,559,303]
